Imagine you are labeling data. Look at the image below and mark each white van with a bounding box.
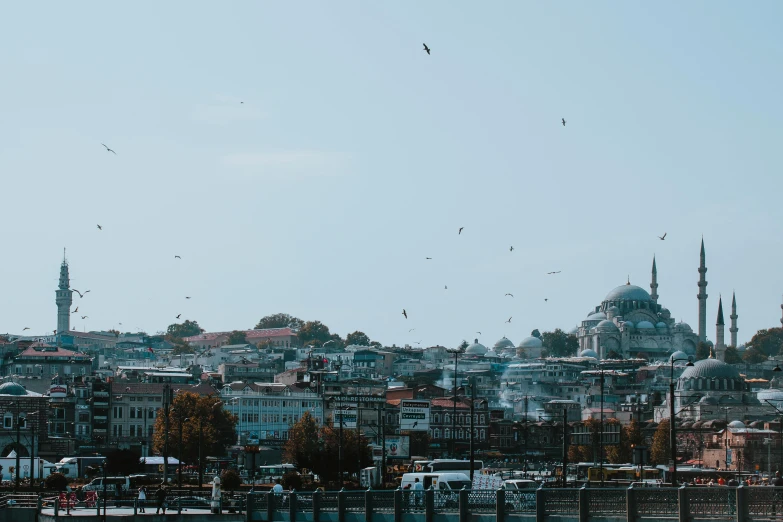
[82,476,131,492]
[401,472,470,508]
[502,479,537,511]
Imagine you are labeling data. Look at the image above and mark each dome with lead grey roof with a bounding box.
[586,311,607,321]
[728,420,745,429]
[680,358,741,381]
[636,321,655,329]
[580,349,598,359]
[465,339,488,356]
[493,337,515,351]
[604,284,652,302]
[596,320,619,332]
[0,382,28,396]
[623,321,635,329]
[518,336,543,349]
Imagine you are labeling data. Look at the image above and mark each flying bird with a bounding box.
[72,307,79,314]
[506,317,512,323]
[476,331,482,335]
[562,118,566,127]
[547,271,561,275]
[414,341,422,345]
[97,225,102,230]
[22,327,30,331]
[409,328,416,332]
[402,309,408,319]
[544,298,549,302]
[426,257,432,260]
[444,285,448,290]
[658,233,667,240]
[176,314,181,319]
[458,227,464,235]
[175,255,182,259]
[101,143,116,155]
[423,43,431,55]
[185,297,191,299]
[505,293,514,297]
[510,246,514,252]
[72,289,85,298]
[81,316,88,320]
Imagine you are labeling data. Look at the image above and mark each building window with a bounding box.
[113,406,123,419]
[3,413,12,429]
[78,412,90,423]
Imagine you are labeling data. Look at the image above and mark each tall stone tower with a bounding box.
[729,292,738,348]
[56,250,73,334]
[715,295,726,362]
[697,239,708,342]
[650,256,659,304]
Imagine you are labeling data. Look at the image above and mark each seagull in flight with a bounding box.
[505,293,514,297]
[22,327,30,331]
[185,296,191,299]
[544,298,549,302]
[81,316,88,320]
[414,341,422,345]
[658,233,667,240]
[423,43,431,55]
[426,257,432,260]
[506,317,512,323]
[476,331,482,335]
[97,225,102,230]
[561,118,566,127]
[458,227,464,235]
[175,255,182,259]
[547,271,561,275]
[402,309,408,319]
[72,288,89,298]
[72,306,79,314]
[176,314,181,319]
[409,328,416,332]
[510,246,514,252]
[444,285,448,290]
[101,143,116,155]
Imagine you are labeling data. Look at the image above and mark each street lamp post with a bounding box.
[469,376,476,482]
[669,356,694,486]
[198,418,203,487]
[179,416,189,488]
[334,361,344,489]
[446,347,462,458]
[763,395,783,474]
[598,369,605,486]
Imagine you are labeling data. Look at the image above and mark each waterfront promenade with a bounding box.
[4,485,783,522]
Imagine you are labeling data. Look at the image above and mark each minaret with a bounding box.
[715,295,726,361]
[650,256,659,304]
[697,239,708,342]
[780,295,783,327]
[56,250,73,334]
[729,292,738,347]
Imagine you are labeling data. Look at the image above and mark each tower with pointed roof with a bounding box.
[650,256,659,304]
[56,250,73,335]
[729,292,738,347]
[697,239,708,343]
[715,295,726,362]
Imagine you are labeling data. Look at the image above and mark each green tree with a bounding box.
[45,472,68,491]
[748,328,783,358]
[650,419,670,465]
[369,341,383,348]
[458,340,469,351]
[724,346,742,364]
[742,346,768,364]
[221,469,241,492]
[283,412,322,473]
[607,420,644,464]
[541,329,579,357]
[298,321,332,346]
[166,320,204,342]
[320,423,373,485]
[255,313,304,331]
[695,342,711,361]
[227,330,247,345]
[346,331,371,347]
[152,393,237,465]
[172,342,195,355]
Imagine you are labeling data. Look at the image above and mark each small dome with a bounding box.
[483,349,499,358]
[670,350,690,363]
[604,284,652,302]
[636,321,655,329]
[680,358,742,381]
[580,349,598,359]
[0,382,28,396]
[518,336,543,349]
[586,311,607,321]
[728,420,745,429]
[674,322,693,332]
[465,339,487,356]
[623,321,635,329]
[596,320,619,332]
[567,326,579,335]
[656,322,668,329]
[493,337,515,350]
[660,307,672,319]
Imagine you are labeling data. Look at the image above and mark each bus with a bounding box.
[587,466,661,485]
[256,464,296,483]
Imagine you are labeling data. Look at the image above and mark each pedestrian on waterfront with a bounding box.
[413,478,424,507]
[272,479,284,510]
[718,477,726,486]
[155,486,167,515]
[772,471,783,487]
[138,487,146,513]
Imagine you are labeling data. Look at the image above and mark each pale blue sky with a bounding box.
[2,2,782,348]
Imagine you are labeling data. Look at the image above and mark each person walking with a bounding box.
[138,487,146,513]
[413,477,424,507]
[155,486,167,515]
[272,479,284,510]
[773,471,783,487]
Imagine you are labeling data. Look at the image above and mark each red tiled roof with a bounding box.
[184,328,294,342]
[17,346,90,359]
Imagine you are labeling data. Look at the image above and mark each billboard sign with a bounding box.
[49,384,68,398]
[384,435,410,459]
[400,400,430,431]
[335,406,357,429]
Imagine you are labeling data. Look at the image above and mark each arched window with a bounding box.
[3,412,12,429]
[444,428,450,440]
[434,429,440,439]
[445,414,451,424]
[480,429,486,440]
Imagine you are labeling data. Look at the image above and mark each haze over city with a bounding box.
[2,2,783,346]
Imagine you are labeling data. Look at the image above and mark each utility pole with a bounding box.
[381,402,387,486]
[163,384,171,485]
[198,418,203,487]
[469,376,475,482]
[562,407,568,488]
[523,395,529,479]
[14,409,21,491]
[30,424,36,487]
[599,369,605,486]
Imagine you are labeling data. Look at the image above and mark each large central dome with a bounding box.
[604,284,652,302]
[680,358,741,381]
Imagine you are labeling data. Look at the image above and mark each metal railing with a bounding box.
[688,486,736,516]
[586,488,626,515]
[634,487,679,517]
[541,488,579,515]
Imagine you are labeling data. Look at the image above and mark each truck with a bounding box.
[52,456,106,479]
